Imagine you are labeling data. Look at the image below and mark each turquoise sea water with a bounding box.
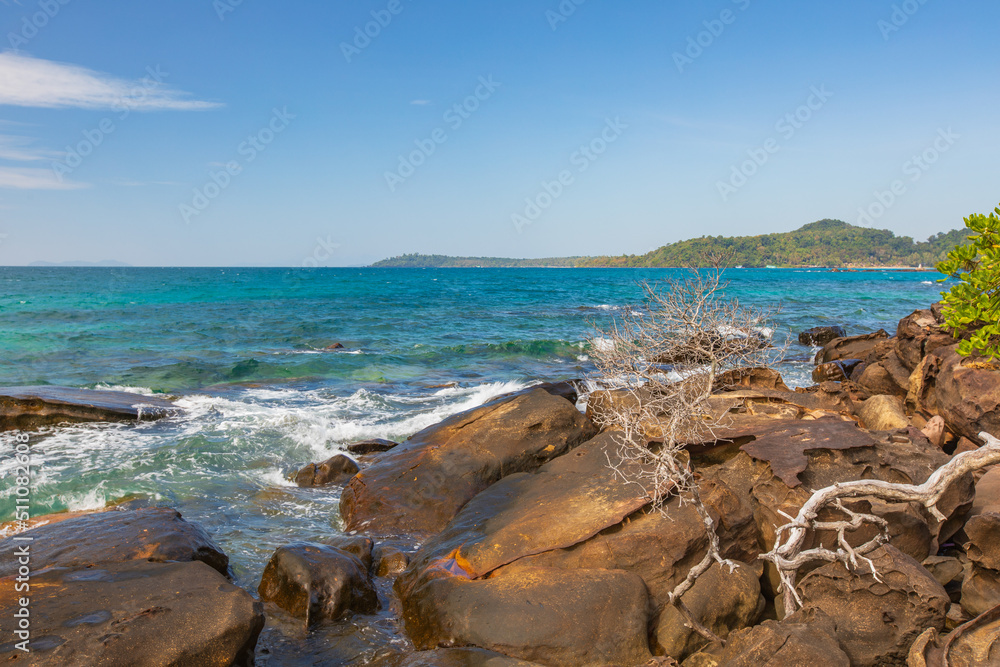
[0,267,944,589]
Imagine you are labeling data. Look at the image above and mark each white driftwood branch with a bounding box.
[762,431,1000,613]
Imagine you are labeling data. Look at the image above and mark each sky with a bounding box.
[0,0,997,267]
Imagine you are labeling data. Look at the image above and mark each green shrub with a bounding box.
[936,204,1000,359]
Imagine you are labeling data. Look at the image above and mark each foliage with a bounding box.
[936,204,1000,359]
[372,221,965,268]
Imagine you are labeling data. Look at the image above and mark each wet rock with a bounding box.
[258,542,377,625]
[400,566,653,666]
[815,329,890,364]
[798,325,846,347]
[717,607,849,667]
[340,387,597,537]
[373,544,409,577]
[0,560,263,666]
[795,545,948,666]
[0,507,229,578]
[910,344,1000,444]
[294,454,360,487]
[712,368,789,393]
[325,342,345,350]
[0,385,179,431]
[654,561,763,660]
[857,394,909,431]
[811,359,860,383]
[327,534,374,571]
[347,438,399,455]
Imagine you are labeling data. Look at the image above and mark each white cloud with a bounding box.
[0,134,57,161]
[0,166,86,190]
[0,52,221,111]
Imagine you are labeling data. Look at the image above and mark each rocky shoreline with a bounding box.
[3,304,1000,665]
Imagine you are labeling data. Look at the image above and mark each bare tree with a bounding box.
[761,430,1000,615]
[589,262,782,642]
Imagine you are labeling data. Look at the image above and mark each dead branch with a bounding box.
[762,431,1000,614]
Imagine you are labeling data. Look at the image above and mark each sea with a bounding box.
[0,266,946,659]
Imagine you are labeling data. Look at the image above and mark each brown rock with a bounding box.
[0,385,180,431]
[294,454,360,487]
[373,544,409,577]
[911,345,1000,444]
[340,387,597,537]
[923,556,965,588]
[962,564,1000,617]
[0,507,229,578]
[399,648,543,666]
[971,467,1000,517]
[799,325,847,347]
[347,438,399,455]
[717,607,850,667]
[400,566,653,665]
[965,512,1000,571]
[0,560,263,666]
[815,329,890,364]
[326,534,374,571]
[713,368,790,393]
[811,359,861,383]
[895,309,956,372]
[654,562,763,660]
[796,545,948,666]
[857,394,909,431]
[258,542,378,625]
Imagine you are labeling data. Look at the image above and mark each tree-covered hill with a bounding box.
[372,220,966,268]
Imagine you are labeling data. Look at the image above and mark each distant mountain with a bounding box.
[28,260,132,267]
[373,220,967,269]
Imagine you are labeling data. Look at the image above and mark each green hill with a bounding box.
[372,220,966,268]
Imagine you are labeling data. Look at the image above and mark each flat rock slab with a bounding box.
[398,432,652,590]
[0,386,180,431]
[340,386,597,538]
[0,507,229,578]
[0,560,263,666]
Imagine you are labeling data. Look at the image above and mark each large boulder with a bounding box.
[0,507,230,578]
[340,386,597,537]
[795,545,949,666]
[400,566,653,666]
[294,454,359,487]
[717,607,850,667]
[910,344,1000,443]
[895,309,956,372]
[0,560,263,666]
[799,325,847,347]
[654,561,763,659]
[856,351,911,398]
[0,385,179,431]
[258,542,378,625]
[398,649,544,666]
[857,394,909,431]
[815,329,890,364]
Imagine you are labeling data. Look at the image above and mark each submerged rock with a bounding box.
[0,507,230,578]
[0,560,263,666]
[339,386,597,537]
[258,542,378,625]
[347,438,399,455]
[294,454,360,487]
[0,385,179,431]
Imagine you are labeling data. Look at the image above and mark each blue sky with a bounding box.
[0,0,997,266]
